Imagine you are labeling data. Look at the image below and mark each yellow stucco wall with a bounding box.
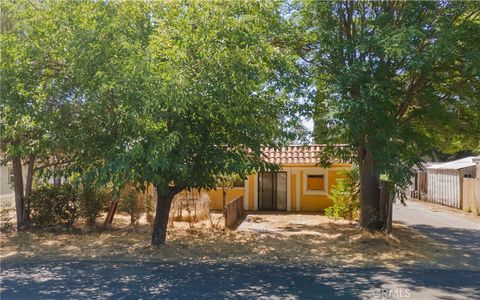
[248,175,255,210]
[298,168,348,212]
[131,163,350,213]
[207,188,245,210]
[248,163,350,212]
[291,174,297,211]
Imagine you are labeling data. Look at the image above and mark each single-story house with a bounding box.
[208,145,351,212]
[426,156,479,208]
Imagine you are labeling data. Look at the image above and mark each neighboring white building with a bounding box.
[0,163,27,207]
[426,157,479,208]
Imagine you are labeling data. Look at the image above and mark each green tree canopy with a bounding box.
[296,0,480,228]
[0,0,78,227]
[7,0,297,244]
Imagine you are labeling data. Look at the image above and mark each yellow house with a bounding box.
[208,145,351,212]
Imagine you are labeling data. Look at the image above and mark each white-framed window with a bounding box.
[7,167,14,184]
[307,175,325,191]
[303,169,328,195]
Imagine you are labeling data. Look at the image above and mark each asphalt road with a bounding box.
[1,260,479,300]
[1,201,479,299]
[393,200,480,269]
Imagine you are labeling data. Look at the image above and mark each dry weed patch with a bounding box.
[0,213,446,268]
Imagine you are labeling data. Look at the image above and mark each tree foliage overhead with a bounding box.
[298,0,480,188]
[1,0,80,227]
[3,0,479,237]
[2,0,298,188]
[1,0,299,242]
[63,0,297,192]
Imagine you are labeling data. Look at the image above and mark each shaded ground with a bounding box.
[1,213,442,269]
[1,208,479,299]
[394,199,480,269]
[1,260,479,299]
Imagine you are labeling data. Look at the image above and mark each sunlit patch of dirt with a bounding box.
[0,212,449,269]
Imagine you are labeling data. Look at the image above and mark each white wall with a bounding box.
[0,164,28,207]
[427,169,460,208]
[426,166,477,209]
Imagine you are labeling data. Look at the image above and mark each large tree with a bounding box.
[296,1,480,229]
[56,0,297,245]
[1,0,298,240]
[0,0,76,228]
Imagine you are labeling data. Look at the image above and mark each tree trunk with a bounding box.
[358,147,382,230]
[12,156,25,229]
[151,185,183,246]
[25,155,35,198]
[24,155,35,222]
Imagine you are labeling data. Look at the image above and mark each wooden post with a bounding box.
[103,197,119,228]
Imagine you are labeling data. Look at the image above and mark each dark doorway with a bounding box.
[258,172,287,211]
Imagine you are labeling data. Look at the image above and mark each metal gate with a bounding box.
[258,172,287,211]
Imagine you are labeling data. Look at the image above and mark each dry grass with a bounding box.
[0,212,447,269]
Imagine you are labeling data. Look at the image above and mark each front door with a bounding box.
[258,172,287,211]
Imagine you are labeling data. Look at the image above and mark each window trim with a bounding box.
[303,169,328,195]
[306,174,325,191]
[7,167,14,184]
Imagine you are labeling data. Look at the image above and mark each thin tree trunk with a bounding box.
[24,155,35,222]
[358,147,382,230]
[151,185,183,246]
[25,155,35,198]
[103,199,118,228]
[12,156,25,229]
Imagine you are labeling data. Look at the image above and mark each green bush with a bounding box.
[79,186,110,226]
[118,191,144,225]
[26,184,79,227]
[325,167,360,220]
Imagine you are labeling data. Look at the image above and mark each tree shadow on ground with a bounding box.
[397,223,480,269]
[1,260,479,299]
[409,224,480,253]
[1,220,444,270]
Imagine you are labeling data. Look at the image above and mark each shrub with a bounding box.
[118,191,144,225]
[26,184,79,227]
[79,186,110,226]
[325,167,360,220]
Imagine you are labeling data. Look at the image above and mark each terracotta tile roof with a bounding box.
[261,144,347,165]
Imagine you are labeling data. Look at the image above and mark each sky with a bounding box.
[303,118,314,133]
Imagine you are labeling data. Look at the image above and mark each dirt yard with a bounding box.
[0,211,453,270]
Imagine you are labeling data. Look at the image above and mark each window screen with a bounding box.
[307,175,325,191]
